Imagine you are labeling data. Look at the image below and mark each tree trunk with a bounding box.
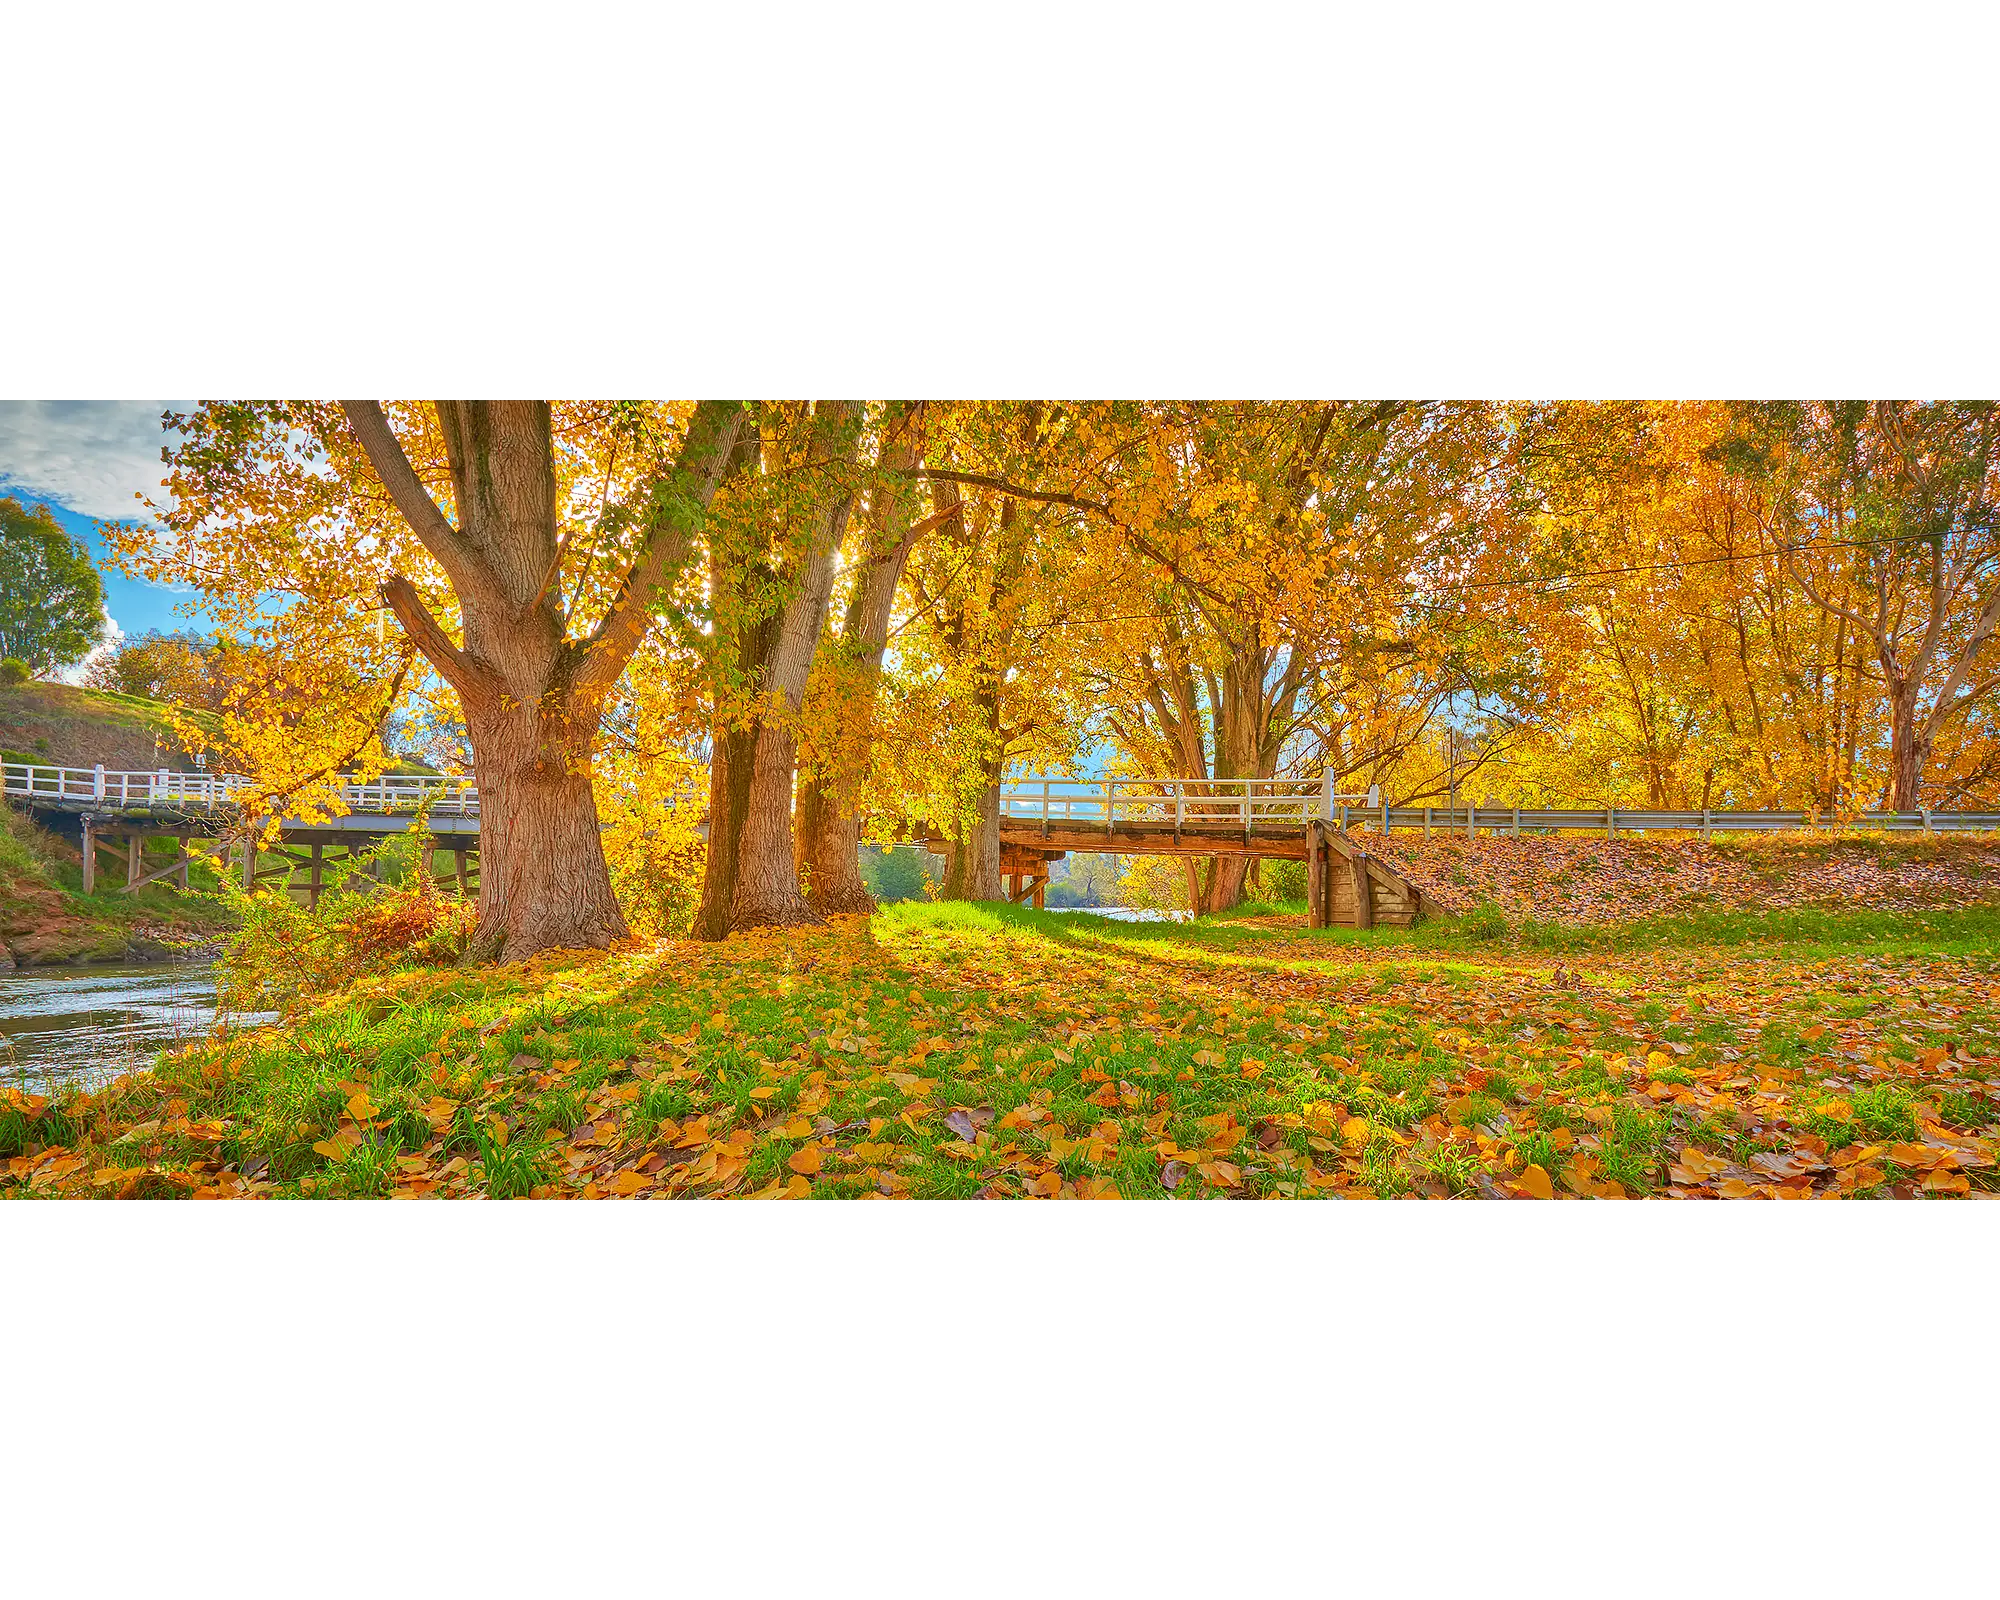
[1887,676,1927,810]
[693,700,760,942]
[1199,855,1249,916]
[467,692,625,957]
[943,779,1002,901]
[798,406,926,916]
[692,402,864,938]
[797,788,873,915]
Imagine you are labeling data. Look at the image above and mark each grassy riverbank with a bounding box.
[6,898,1998,1199]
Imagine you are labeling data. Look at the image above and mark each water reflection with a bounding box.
[0,962,275,1092]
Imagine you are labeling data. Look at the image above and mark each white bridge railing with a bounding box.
[998,776,2000,837]
[1,762,480,817]
[1001,775,1364,832]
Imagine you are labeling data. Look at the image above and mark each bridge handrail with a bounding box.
[995,775,2000,835]
[1,762,481,817]
[1000,774,1367,830]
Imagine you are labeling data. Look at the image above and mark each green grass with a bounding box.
[9,885,2000,1201]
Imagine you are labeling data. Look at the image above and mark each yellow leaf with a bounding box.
[346,1091,377,1122]
[784,1174,812,1198]
[1646,1052,1670,1075]
[1517,1163,1553,1200]
[488,1114,509,1149]
[609,1170,646,1195]
[747,1086,778,1100]
[787,1146,822,1176]
[1341,1116,1369,1147]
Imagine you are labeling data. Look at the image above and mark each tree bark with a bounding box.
[465,691,625,954]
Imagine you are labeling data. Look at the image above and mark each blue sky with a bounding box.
[0,401,207,652]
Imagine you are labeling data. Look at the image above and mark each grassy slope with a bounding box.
[0,681,213,771]
[1367,828,2000,924]
[6,899,1998,1199]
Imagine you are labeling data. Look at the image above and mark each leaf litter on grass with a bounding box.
[5,901,1999,1201]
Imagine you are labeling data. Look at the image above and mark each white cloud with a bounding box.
[0,400,190,522]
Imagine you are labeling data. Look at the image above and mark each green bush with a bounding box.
[0,658,29,687]
[1263,859,1307,900]
[860,844,936,903]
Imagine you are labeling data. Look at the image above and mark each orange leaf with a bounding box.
[787,1146,822,1176]
[1516,1163,1553,1200]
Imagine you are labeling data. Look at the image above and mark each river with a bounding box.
[0,961,275,1093]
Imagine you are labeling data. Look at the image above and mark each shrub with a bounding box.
[1263,859,1307,901]
[219,864,473,1012]
[0,658,29,687]
[859,844,937,903]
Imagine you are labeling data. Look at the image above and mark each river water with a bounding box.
[0,962,275,1093]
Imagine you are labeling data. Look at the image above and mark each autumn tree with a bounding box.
[1080,401,1514,910]
[885,402,1103,901]
[1718,401,2000,809]
[116,401,745,960]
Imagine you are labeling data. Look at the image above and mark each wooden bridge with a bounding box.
[2,763,481,905]
[948,777,1428,928]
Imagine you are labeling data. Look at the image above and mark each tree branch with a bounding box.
[340,402,500,611]
[572,401,749,703]
[380,574,487,702]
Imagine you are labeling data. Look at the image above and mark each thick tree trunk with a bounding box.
[729,716,820,929]
[468,694,626,958]
[694,715,759,942]
[1199,855,1249,916]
